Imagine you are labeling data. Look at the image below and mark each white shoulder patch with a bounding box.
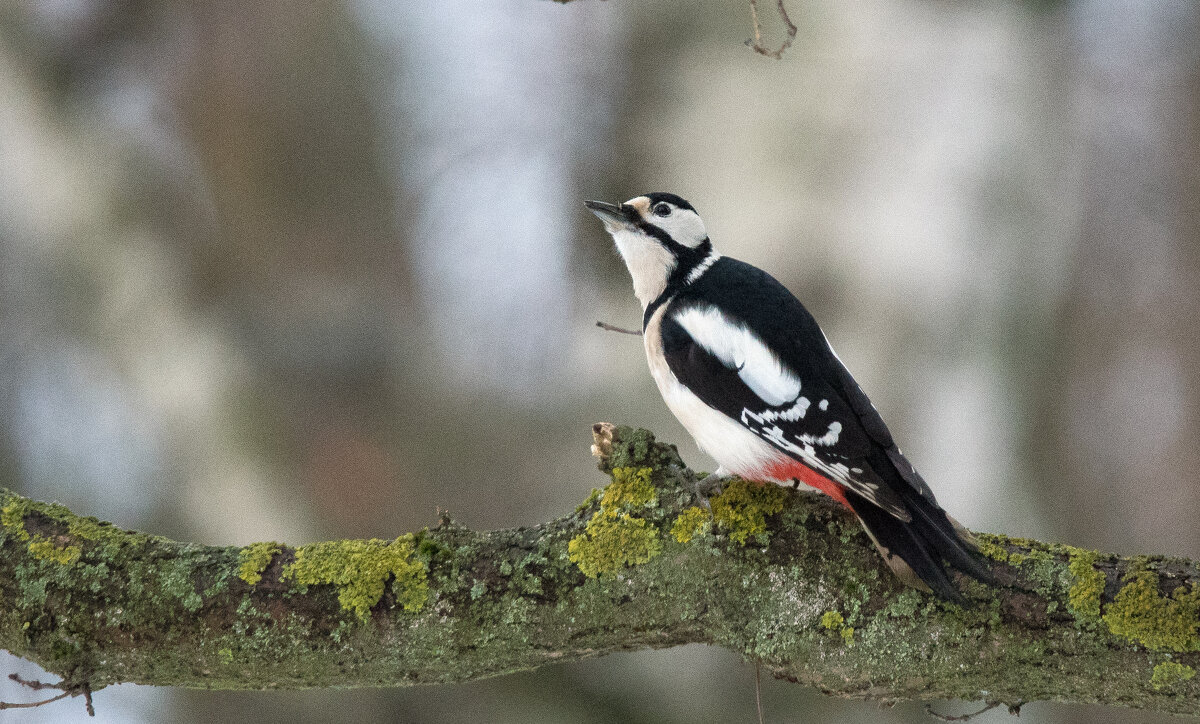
[673,305,802,406]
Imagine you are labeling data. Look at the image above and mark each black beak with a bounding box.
[584,200,634,229]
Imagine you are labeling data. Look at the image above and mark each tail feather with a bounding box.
[846,484,993,602]
[900,487,994,583]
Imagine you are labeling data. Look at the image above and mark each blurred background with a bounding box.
[0,0,1197,721]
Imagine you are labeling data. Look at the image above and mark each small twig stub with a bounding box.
[746,0,797,59]
[596,320,642,336]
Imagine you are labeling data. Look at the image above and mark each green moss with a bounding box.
[237,542,282,585]
[284,536,428,620]
[598,426,683,472]
[568,515,662,578]
[710,479,787,545]
[670,506,711,544]
[1102,564,1200,652]
[1066,548,1105,624]
[602,467,656,510]
[1151,661,1196,691]
[575,488,602,513]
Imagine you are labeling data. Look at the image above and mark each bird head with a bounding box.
[585,193,714,308]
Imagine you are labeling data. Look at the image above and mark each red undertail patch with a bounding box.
[760,459,852,509]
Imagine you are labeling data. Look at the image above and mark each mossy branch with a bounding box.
[2,424,1200,716]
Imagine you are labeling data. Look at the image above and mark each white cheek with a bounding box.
[666,212,707,247]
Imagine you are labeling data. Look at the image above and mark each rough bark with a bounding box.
[2,425,1199,716]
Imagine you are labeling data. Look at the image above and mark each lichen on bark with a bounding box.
[1,424,1199,716]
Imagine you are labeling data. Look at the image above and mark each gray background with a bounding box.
[1,0,1198,721]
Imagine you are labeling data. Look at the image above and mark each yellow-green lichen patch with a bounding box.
[238,542,282,585]
[601,467,656,510]
[670,506,711,544]
[569,514,662,578]
[284,536,428,620]
[3,498,85,565]
[2,499,32,541]
[711,479,787,545]
[66,515,119,542]
[1066,548,1105,624]
[820,610,856,647]
[568,466,663,578]
[1151,661,1196,691]
[1102,564,1200,652]
[975,535,1010,563]
[26,537,81,566]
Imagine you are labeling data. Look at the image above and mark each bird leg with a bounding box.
[691,467,734,509]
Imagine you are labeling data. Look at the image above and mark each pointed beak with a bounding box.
[584,200,634,231]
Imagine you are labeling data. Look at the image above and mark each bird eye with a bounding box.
[653,203,672,217]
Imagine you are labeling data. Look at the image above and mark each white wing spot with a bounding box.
[818,399,829,411]
[741,397,810,426]
[799,421,842,447]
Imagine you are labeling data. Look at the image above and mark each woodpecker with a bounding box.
[585,192,991,600]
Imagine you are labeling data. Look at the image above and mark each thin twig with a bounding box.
[9,673,57,691]
[0,689,72,710]
[924,701,1002,722]
[746,0,797,60]
[2,673,96,717]
[755,660,765,724]
[595,320,642,336]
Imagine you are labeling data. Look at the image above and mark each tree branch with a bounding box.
[2,424,1199,715]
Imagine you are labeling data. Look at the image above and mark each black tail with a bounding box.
[846,483,993,602]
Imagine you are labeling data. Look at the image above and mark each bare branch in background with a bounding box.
[746,0,798,60]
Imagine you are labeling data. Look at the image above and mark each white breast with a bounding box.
[643,303,787,479]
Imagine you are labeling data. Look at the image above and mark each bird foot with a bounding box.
[692,467,734,510]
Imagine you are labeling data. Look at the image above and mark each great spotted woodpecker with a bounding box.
[585,192,990,600]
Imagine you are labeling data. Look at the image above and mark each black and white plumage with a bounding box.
[586,192,990,600]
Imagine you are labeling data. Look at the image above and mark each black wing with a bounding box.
[661,258,934,519]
